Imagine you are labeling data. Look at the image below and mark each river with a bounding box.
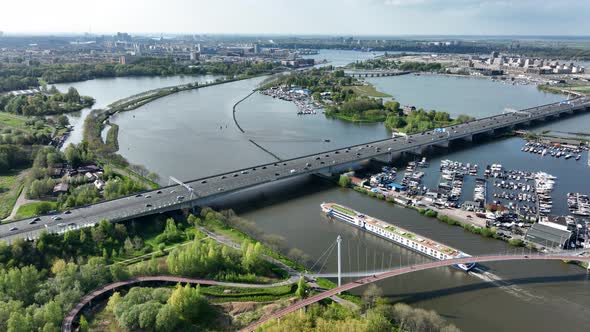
[69,50,590,331]
[53,74,221,148]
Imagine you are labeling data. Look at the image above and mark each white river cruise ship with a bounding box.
[321,202,476,271]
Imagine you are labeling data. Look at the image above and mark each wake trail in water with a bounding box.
[470,267,546,303]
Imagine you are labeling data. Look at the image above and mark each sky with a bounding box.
[1,0,590,36]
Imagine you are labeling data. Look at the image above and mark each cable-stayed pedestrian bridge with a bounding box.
[243,251,590,331]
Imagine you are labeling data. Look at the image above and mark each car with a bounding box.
[315,157,320,160]
[335,151,339,154]
[290,169,296,173]
[283,163,287,166]
[356,153,361,156]
[466,215,472,218]
[177,196,185,201]
[274,163,278,166]
[68,223,76,227]
[221,175,227,179]
[252,167,257,171]
[135,194,143,197]
[156,190,162,194]
[54,216,62,221]
[306,163,311,167]
[146,203,152,208]
[170,190,176,193]
[64,210,71,214]
[201,180,207,184]
[241,170,248,174]
[57,223,65,227]
[320,161,325,165]
[145,195,151,198]
[325,154,330,157]
[218,187,224,191]
[28,220,37,225]
[233,173,239,177]
[262,166,267,170]
[33,217,41,222]
[9,227,18,231]
[275,173,280,176]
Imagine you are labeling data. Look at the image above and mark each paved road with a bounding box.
[3,97,590,243]
[242,252,590,331]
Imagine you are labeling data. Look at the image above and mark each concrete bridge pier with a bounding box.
[460,134,474,142]
[434,140,451,148]
[372,151,401,164]
[404,146,426,156]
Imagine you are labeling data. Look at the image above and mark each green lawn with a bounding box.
[348,84,391,98]
[0,112,30,130]
[0,112,55,136]
[0,172,24,220]
[333,205,356,216]
[331,113,386,123]
[14,201,57,219]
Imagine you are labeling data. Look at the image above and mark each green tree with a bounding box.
[56,115,70,128]
[7,311,31,332]
[155,304,180,332]
[362,284,383,309]
[79,316,89,332]
[338,175,351,188]
[296,277,308,298]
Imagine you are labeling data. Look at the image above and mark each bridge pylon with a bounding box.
[337,235,342,290]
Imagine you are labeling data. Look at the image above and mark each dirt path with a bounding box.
[2,184,38,222]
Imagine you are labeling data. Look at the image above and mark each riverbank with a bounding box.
[348,183,530,248]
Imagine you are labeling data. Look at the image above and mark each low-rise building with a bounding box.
[525,222,573,249]
[53,183,69,195]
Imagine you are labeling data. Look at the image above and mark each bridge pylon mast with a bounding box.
[337,235,342,290]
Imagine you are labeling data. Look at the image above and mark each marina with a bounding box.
[321,202,476,271]
[521,141,586,161]
[259,86,323,115]
[568,193,590,217]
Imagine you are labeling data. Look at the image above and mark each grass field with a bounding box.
[0,112,31,130]
[332,113,386,123]
[348,84,392,97]
[15,201,57,219]
[0,172,24,220]
[0,112,55,136]
[538,84,590,95]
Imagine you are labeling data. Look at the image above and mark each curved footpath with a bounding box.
[61,275,299,332]
[62,225,360,332]
[241,253,590,331]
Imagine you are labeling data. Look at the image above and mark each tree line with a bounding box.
[0,58,283,93]
[0,87,94,116]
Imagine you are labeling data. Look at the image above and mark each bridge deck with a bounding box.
[243,253,590,331]
[2,97,590,243]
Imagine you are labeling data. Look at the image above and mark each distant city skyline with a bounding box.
[2,0,590,36]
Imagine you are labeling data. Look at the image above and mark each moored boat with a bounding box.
[321,203,476,272]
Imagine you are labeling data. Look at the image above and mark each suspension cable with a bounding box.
[309,240,337,272]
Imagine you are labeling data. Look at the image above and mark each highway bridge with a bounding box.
[2,96,590,243]
[345,69,412,77]
[242,252,590,331]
